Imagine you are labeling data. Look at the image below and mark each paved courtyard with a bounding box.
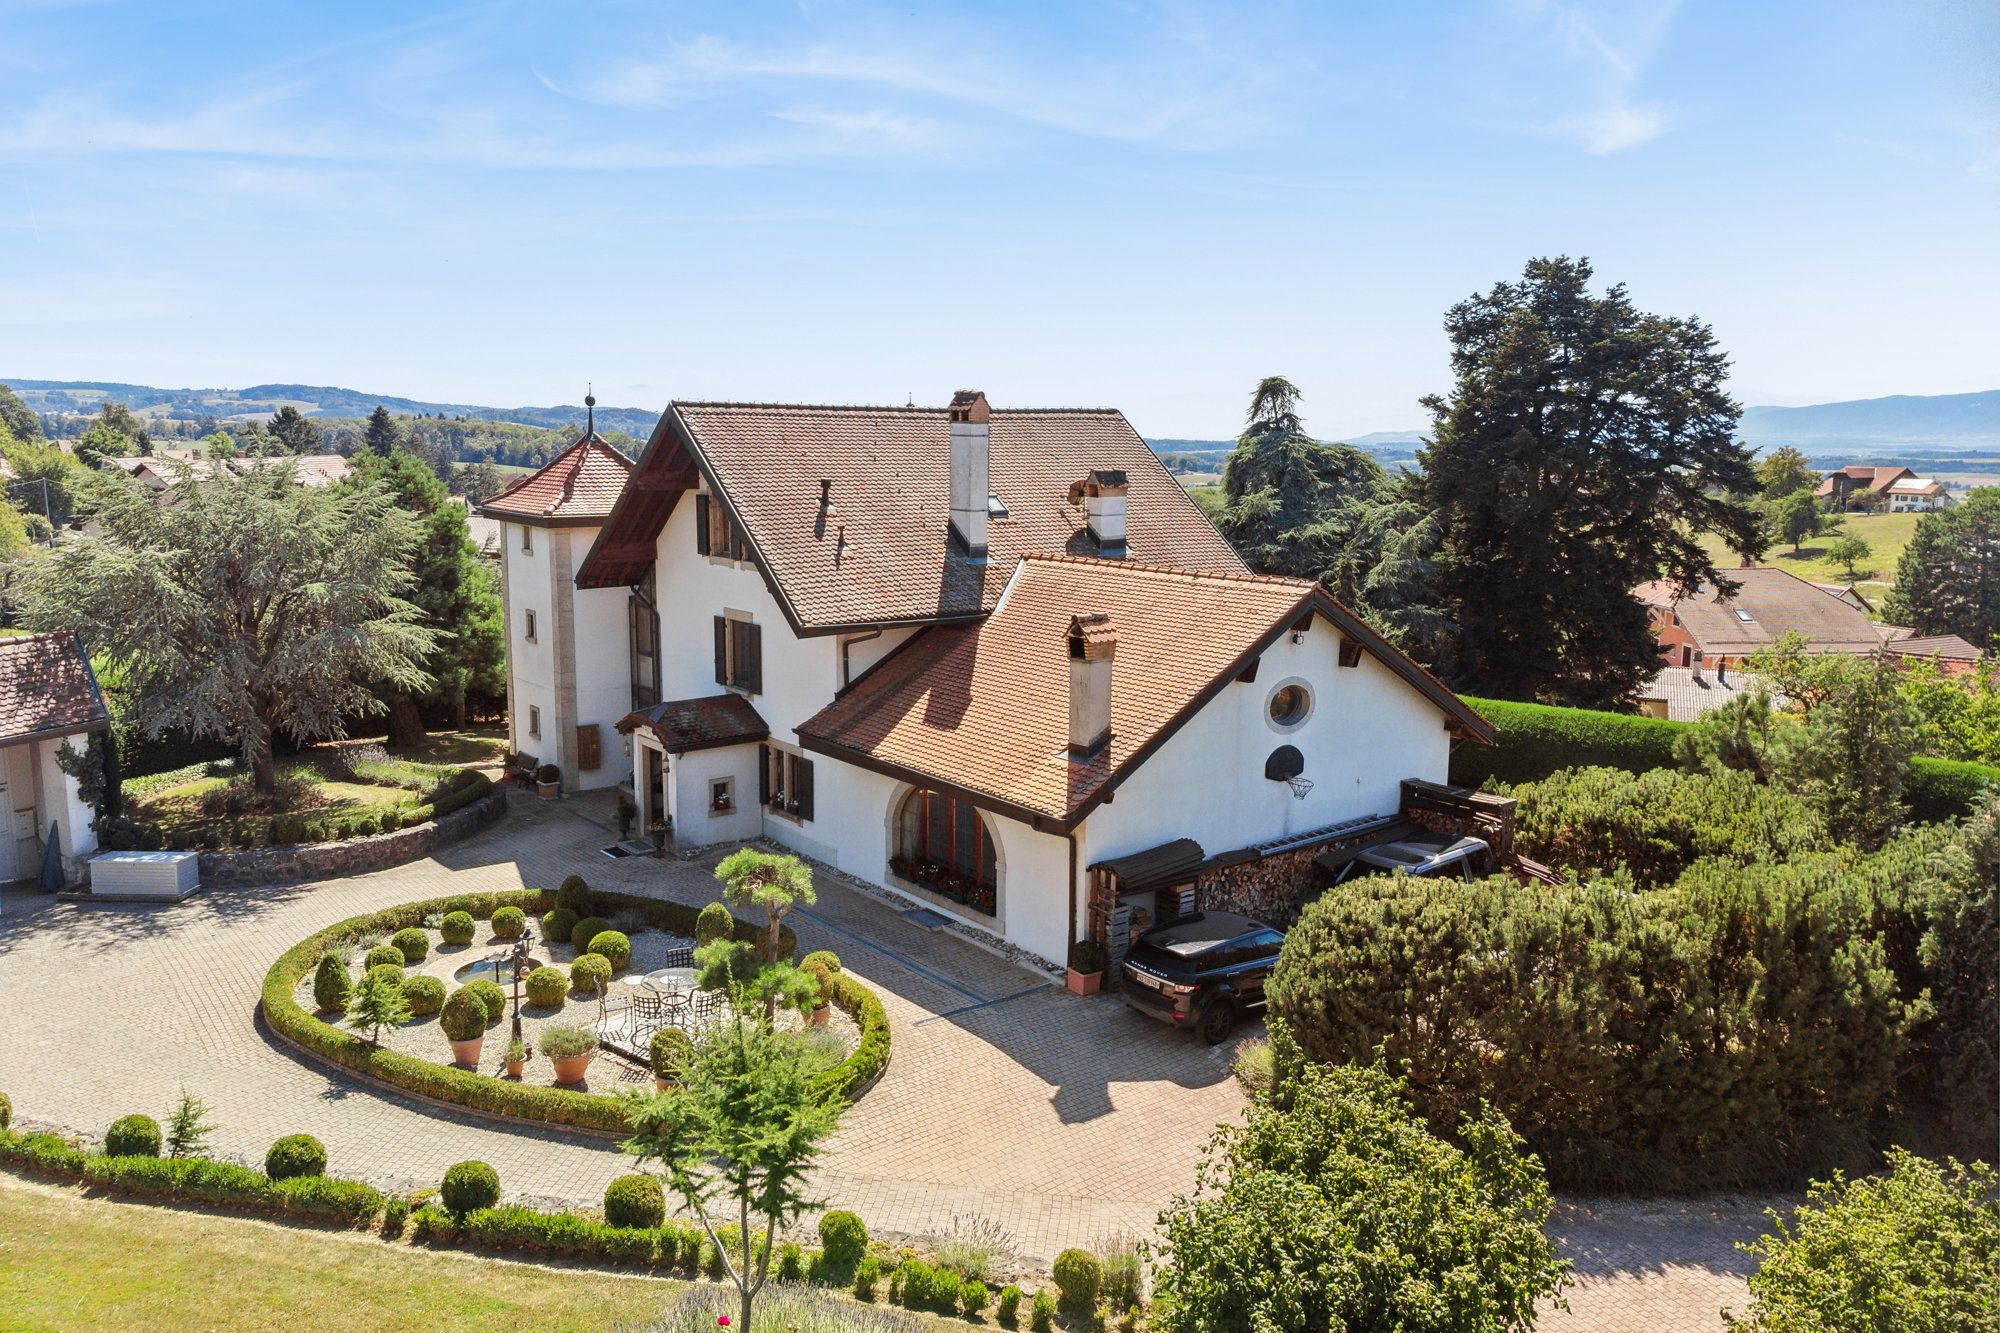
[0,794,1782,1328]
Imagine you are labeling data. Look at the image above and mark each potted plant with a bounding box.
[534,763,561,801]
[503,1037,529,1079]
[803,959,835,1028]
[1066,939,1108,996]
[439,989,488,1066]
[539,1024,598,1084]
[650,1027,692,1093]
[616,793,637,840]
[649,816,671,857]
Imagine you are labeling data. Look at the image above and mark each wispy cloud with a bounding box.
[1516,0,1681,153]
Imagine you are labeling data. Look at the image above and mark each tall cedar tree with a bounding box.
[347,448,504,740]
[0,383,40,441]
[269,405,324,454]
[21,460,435,792]
[1882,488,2000,649]
[362,405,401,456]
[1416,256,1763,706]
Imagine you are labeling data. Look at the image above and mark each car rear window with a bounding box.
[1127,938,1217,976]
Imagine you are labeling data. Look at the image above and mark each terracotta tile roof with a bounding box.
[0,631,109,744]
[476,433,633,524]
[578,400,1245,628]
[616,694,769,753]
[1644,566,1891,655]
[799,554,1489,827]
[1887,634,1982,662]
[1635,667,1778,722]
[1814,465,1913,498]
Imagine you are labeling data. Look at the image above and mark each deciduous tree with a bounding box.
[0,383,39,442]
[20,461,436,793]
[1755,446,1817,500]
[1826,532,1872,579]
[1766,487,1824,553]
[1882,488,1999,649]
[1414,256,1763,707]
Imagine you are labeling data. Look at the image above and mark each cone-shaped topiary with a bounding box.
[313,952,352,1014]
[603,1173,665,1229]
[587,930,632,971]
[695,901,733,948]
[439,911,476,946]
[390,927,429,963]
[440,1160,500,1218]
[556,874,592,915]
[105,1114,162,1158]
[264,1133,327,1180]
[569,915,611,953]
[524,965,567,1008]
[400,974,446,1016]
[439,988,487,1042]
[490,906,526,940]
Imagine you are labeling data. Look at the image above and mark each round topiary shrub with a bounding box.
[400,974,446,1016]
[439,988,487,1043]
[800,949,842,975]
[365,962,405,992]
[440,1160,500,1218]
[603,1173,665,1229]
[587,930,632,971]
[695,902,733,948]
[390,927,430,963]
[802,960,834,1011]
[364,943,405,970]
[439,911,476,946]
[104,1114,162,1158]
[556,874,592,915]
[524,965,567,1008]
[650,1026,693,1081]
[264,1133,327,1180]
[0,1091,12,1131]
[490,906,526,940]
[312,952,352,1014]
[1053,1248,1102,1309]
[569,915,611,954]
[464,979,507,1026]
[542,908,579,946]
[570,953,612,994]
[819,1209,868,1266]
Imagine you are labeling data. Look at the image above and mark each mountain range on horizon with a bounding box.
[5,378,1996,456]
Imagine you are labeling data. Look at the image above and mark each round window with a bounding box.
[1268,682,1312,730]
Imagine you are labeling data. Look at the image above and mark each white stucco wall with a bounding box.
[1082,609,1452,870]
[500,521,560,762]
[30,736,97,884]
[564,528,628,791]
[666,744,764,845]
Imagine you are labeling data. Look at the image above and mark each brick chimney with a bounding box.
[1065,612,1116,758]
[948,390,990,560]
[1068,470,1129,557]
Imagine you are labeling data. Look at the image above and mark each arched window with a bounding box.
[892,788,998,916]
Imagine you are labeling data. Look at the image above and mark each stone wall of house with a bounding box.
[193,786,509,887]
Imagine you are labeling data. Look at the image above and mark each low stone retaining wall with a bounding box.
[193,786,509,887]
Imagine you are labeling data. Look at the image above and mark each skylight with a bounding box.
[987,493,1009,518]
[1734,608,1754,623]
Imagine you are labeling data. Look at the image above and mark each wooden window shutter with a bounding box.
[695,494,711,555]
[713,616,728,687]
[757,745,771,804]
[795,756,814,821]
[575,723,601,770]
[1338,638,1363,669]
[742,622,763,694]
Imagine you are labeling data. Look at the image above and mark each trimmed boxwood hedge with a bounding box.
[260,888,863,1132]
[1452,694,1998,823]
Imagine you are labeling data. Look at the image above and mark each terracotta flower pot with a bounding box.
[808,1004,832,1028]
[1066,968,1103,997]
[504,1056,527,1078]
[551,1053,594,1084]
[449,1036,485,1066]
[536,781,559,801]
[654,1076,672,1093]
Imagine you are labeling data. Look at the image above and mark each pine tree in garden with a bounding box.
[346,969,411,1046]
[362,405,401,456]
[164,1088,215,1159]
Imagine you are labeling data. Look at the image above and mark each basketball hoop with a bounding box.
[1285,776,1314,800]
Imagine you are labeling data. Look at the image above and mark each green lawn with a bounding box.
[0,1177,677,1331]
[1699,510,1920,598]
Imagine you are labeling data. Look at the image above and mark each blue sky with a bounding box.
[1,1,1994,439]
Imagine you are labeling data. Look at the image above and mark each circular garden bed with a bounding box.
[262,884,891,1132]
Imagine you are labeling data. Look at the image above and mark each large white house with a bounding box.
[494,391,1493,970]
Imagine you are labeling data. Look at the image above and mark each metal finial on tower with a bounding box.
[585,383,596,437]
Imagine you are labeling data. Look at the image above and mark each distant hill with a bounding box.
[1,378,660,437]
[1738,390,2000,448]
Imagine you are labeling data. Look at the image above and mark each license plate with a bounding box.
[1129,969,1165,991]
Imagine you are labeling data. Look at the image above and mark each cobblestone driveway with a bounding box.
[0,796,1780,1327]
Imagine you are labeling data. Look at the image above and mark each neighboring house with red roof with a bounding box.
[513,389,1494,970]
[474,404,635,793]
[0,631,111,886]
[1812,464,1957,513]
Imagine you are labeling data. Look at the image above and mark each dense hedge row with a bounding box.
[0,1130,382,1224]
[261,886,878,1132]
[1268,801,1998,1189]
[1452,695,1998,822]
[1508,765,1828,888]
[411,1200,710,1269]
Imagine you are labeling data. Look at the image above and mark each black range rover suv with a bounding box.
[1120,911,1284,1044]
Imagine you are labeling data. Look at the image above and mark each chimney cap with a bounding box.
[1067,469,1130,504]
[948,390,990,424]
[1065,611,1118,660]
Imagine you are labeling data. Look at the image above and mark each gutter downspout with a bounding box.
[839,629,883,690]
[1067,824,1081,952]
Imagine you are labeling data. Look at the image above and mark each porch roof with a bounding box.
[1093,838,1206,892]
[617,694,769,754]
